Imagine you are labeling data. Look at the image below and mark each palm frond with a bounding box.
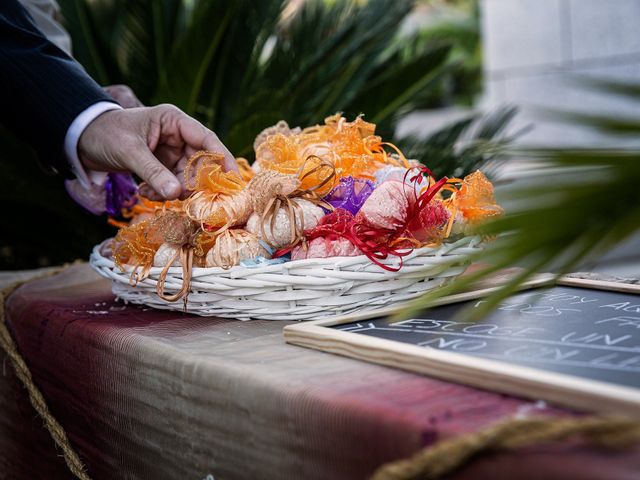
[205,0,286,134]
[397,106,518,178]
[60,0,484,160]
[156,0,241,113]
[397,81,640,321]
[224,0,425,155]
[58,0,118,84]
[261,0,414,119]
[114,0,185,102]
[350,42,453,129]
[414,7,481,106]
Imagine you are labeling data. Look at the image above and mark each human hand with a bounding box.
[77,104,237,199]
[104,84,143,108]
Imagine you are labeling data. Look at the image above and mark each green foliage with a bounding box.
[398,106,517,178]
[1,0,508,269]
[414,0,482,106]
[397,81,640,321]
[57,0,469,155]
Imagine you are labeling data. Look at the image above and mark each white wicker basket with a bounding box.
[89,236,481,321]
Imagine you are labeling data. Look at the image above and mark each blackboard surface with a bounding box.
[332,285,640,390]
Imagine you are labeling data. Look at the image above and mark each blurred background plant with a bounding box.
[399,80,640,320]
[1,0,515,269]
[412,0,482,107]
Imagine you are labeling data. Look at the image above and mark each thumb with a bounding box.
[125,146,182,199]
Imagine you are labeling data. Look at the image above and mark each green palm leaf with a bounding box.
[156,0,237,113]
[398,106,518,178]
[113,0,185,102]
[397,81,640,321]
[58,0,118,84]
[59,0,491,160]
[349,42,454,129]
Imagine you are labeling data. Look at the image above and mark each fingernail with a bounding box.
[160,181,179,198]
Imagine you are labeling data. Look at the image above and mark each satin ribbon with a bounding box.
[297,166,450,272]
[156,245,193,305]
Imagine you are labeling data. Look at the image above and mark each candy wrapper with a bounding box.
[66,172,137,216]
[358,180,414,231]
[374,166,422,193]
[182,152,251,230]
[292,237,361,260]
[453,170,503,223]
[246,198,325,249]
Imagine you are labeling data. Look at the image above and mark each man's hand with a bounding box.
[77,104,237,199]
[104,84,143,108]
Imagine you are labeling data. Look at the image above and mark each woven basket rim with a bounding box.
[89,236,481,320]
[91,236,479,276]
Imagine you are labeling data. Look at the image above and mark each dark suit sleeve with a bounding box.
[0,0,116,176]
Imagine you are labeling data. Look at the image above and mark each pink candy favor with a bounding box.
[357,180,415,231]
[292,237,362,260]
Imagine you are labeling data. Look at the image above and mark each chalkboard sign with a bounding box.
[284,276,640,417]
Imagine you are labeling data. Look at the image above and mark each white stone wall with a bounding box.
[482,0,640,146]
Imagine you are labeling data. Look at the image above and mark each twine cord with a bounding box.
[0,265,91,480]
[370,415,640,480]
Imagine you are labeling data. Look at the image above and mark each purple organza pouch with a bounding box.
[65,172,137,215]
[323,176,375,215]
[105,172,138,215]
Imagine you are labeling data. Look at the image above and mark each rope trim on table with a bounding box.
[0,264,91,480]
[370,415,640,480]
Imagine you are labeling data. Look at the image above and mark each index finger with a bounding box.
[177,114,239,173]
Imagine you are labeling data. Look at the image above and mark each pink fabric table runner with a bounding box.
[2,264,639,479]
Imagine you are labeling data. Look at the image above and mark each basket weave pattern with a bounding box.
[90,236,481,320]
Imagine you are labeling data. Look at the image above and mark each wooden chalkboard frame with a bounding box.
[283,275,640,417]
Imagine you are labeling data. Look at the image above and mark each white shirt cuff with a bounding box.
[64,101,123,189]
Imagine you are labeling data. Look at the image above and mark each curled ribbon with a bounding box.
[148,210,199,303]
[298,166,449,272]
[257,156,336,250]
[112,209,200,304]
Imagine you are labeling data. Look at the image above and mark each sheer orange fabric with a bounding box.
[452,171,503,223]
[255,114,408,193]
[182,151,251,232]
[236,157,255,182]
[112,219,159,283]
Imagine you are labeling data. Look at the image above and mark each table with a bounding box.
[2,264,639,479]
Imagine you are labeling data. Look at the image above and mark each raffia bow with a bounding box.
[146,210,202,303]
[256,156,336,251]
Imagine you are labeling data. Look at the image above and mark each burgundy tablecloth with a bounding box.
[2,265,639,479]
